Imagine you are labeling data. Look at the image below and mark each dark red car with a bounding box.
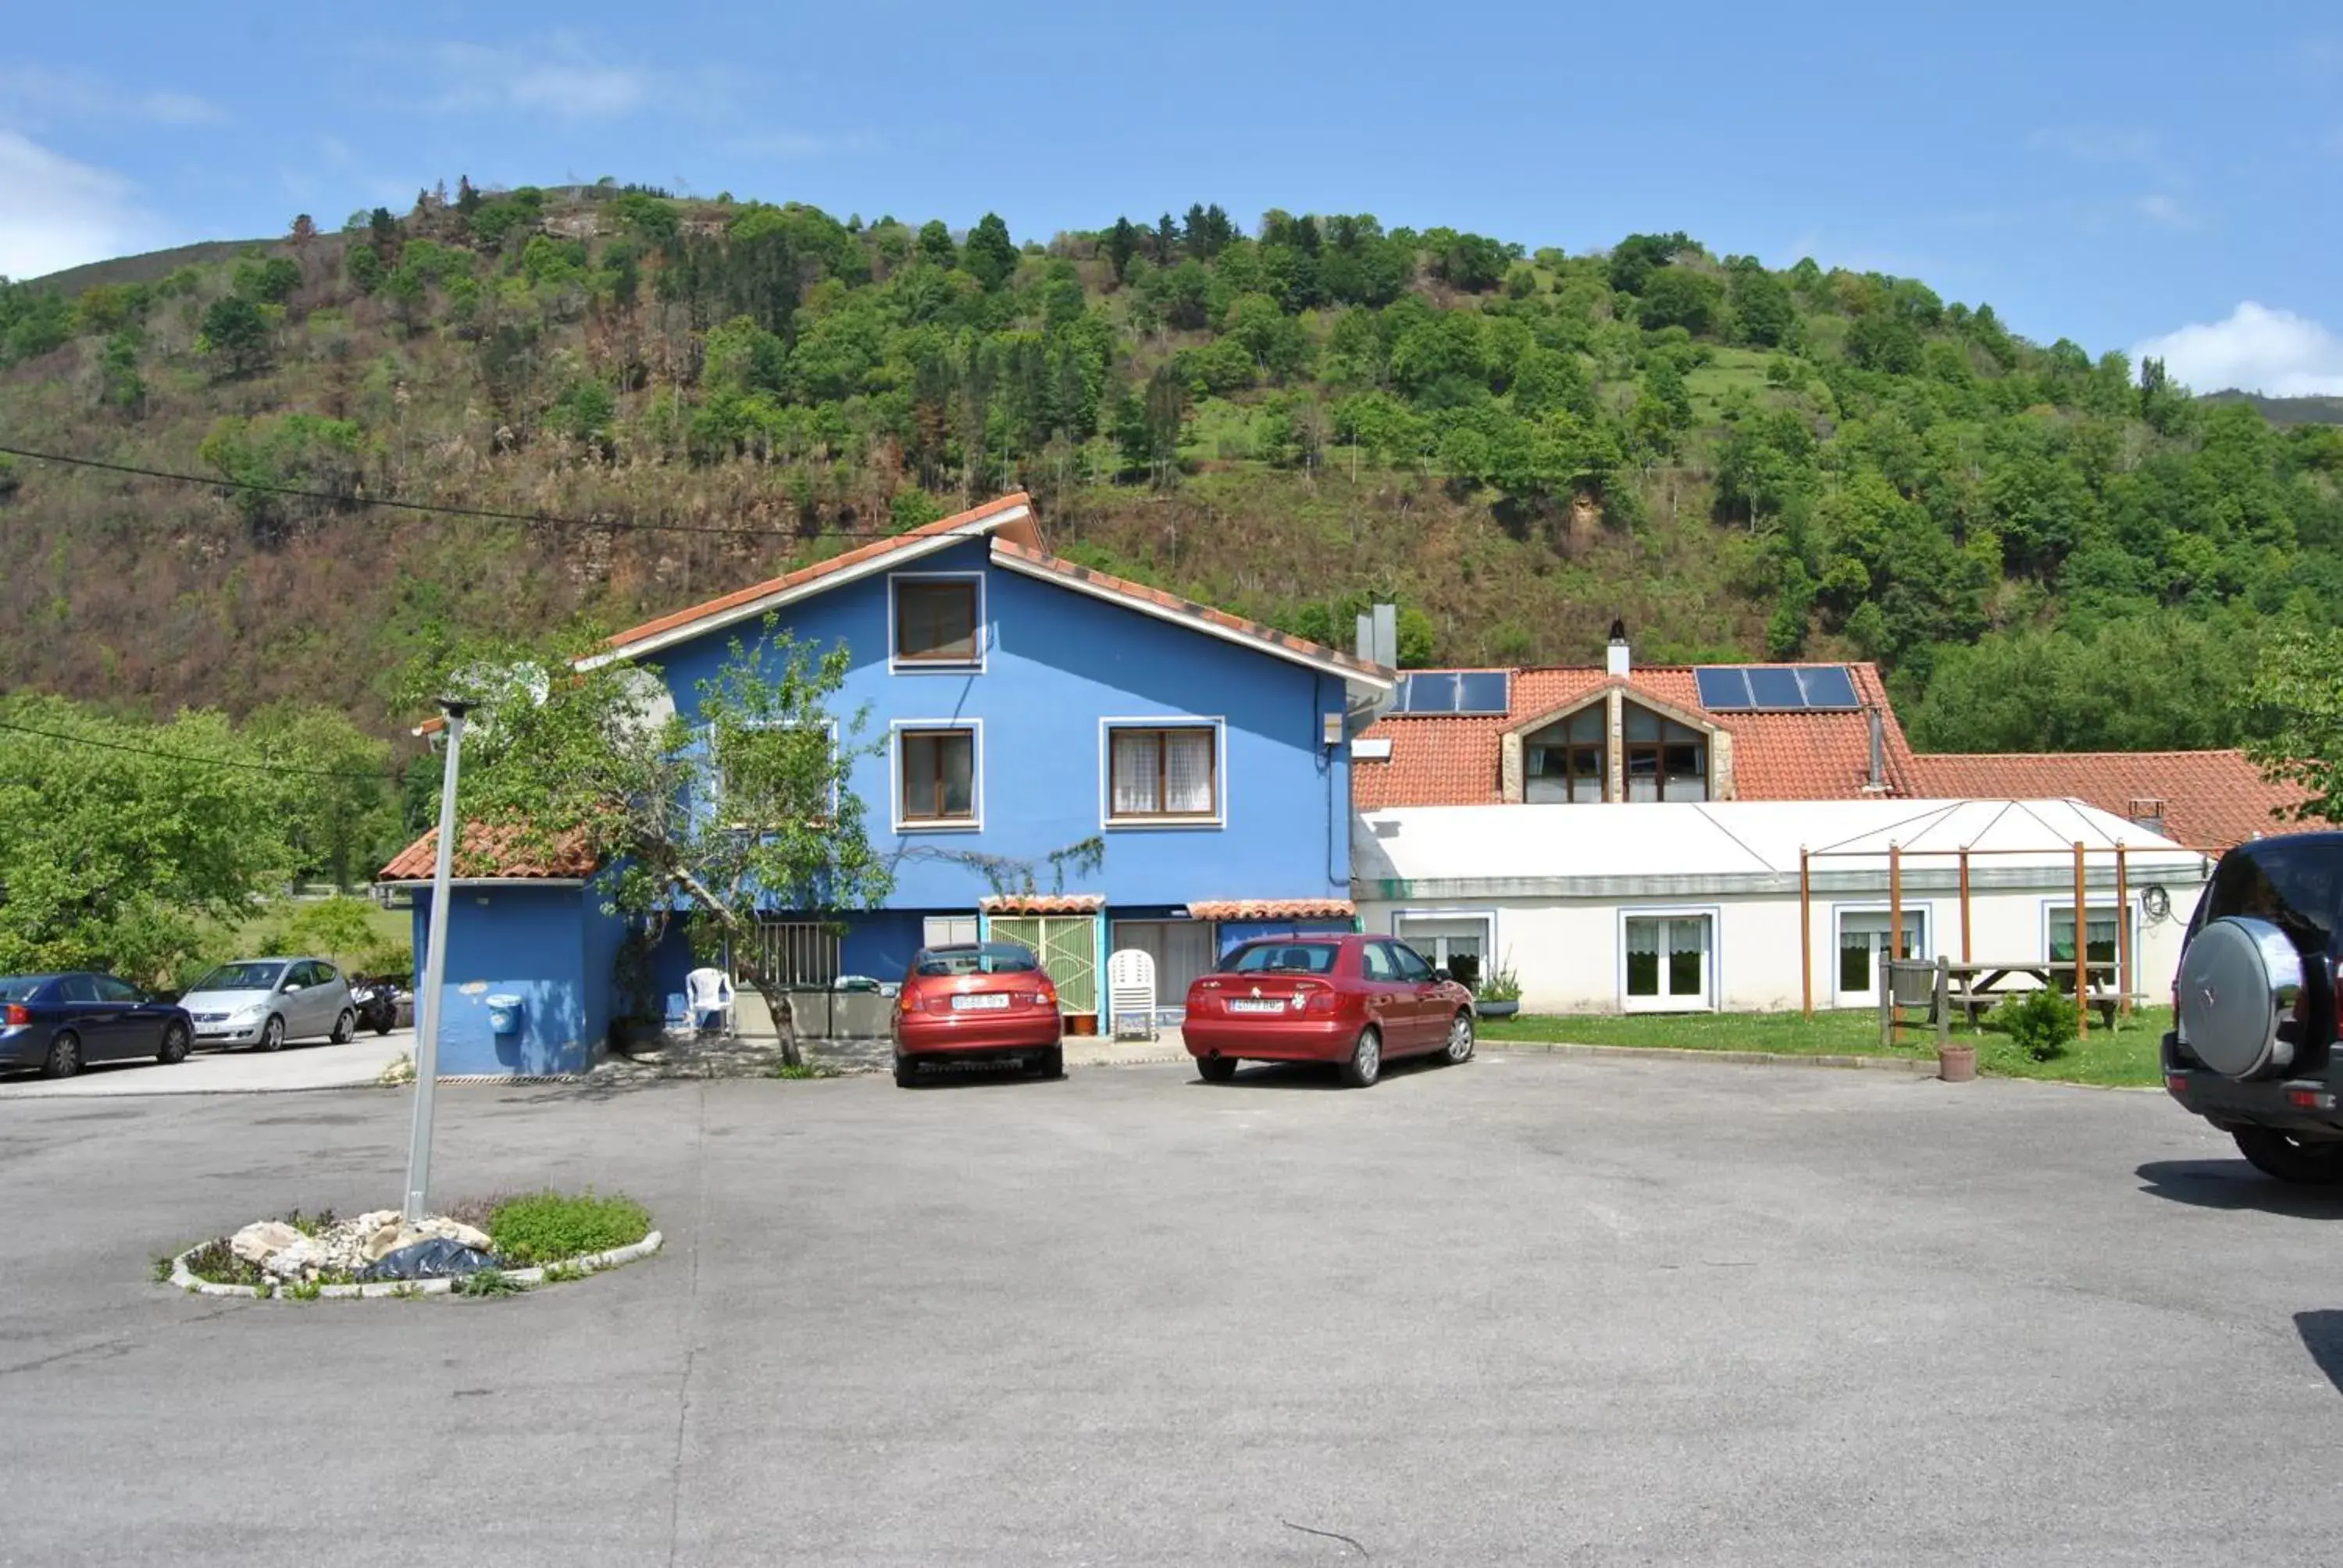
[1183,933,1476,1088]
[892,942,1064,1087]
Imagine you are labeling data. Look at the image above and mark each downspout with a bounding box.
[1321,673,1343,893]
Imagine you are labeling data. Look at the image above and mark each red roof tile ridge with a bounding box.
[600,491,1034,655]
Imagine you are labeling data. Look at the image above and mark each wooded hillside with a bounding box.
[3,183,2338,755]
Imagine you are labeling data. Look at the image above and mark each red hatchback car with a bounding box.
[1183,933,1476,1088]
[892,942,1064,1087]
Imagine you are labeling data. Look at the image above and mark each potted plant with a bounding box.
[1473,958,1522,1020]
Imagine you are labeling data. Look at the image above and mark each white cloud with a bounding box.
[423,34,664,122]
[2134,193,2198,230]
[0,130,171,279]
[2133,302,2343,397]
[724,130,881,159]
[0,64,225,127]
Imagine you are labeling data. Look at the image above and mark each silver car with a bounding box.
[179,957,356,1051]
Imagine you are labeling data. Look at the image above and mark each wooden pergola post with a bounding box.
[2115,842,2132,1020]
[1957,846,1972,964]
[1888,842,1903,973]
[2073,839,2089,1039]
[1799,846,1813,1020]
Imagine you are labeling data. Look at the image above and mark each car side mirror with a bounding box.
[1433,968,1450,983]
[284,983,302,994]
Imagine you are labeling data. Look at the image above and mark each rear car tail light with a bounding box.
[2,1003,26,1027]
[2289,1088,2338,1110]
[1296,982,1336,1014]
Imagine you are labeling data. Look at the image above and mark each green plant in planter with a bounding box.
[1477,959,1522,1004]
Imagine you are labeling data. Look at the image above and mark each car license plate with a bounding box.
[1228,1000,1287,1014]
[952,993,1011,1010]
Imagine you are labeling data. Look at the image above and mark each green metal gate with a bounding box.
[984,914,1099,1017]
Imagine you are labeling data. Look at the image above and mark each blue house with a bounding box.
[378,494,1396,1074]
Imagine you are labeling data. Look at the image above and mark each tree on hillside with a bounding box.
[1607,231,1694,294]
[200,295,272,376]
[413,621,893,1067]
[964,213,1018,290]
[915,219,958,270]
[1105,216,1140,280]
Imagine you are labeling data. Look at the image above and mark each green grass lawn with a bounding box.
[1478,1007,2166,1087]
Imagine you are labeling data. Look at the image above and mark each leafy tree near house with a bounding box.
[2248,624,2343,825]
[0,697,302,983]
[410,618,893,1067]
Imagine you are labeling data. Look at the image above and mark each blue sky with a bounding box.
[5,1,2340,393]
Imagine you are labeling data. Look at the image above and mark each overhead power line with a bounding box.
[0,717,402,783]
[0,444,918,542]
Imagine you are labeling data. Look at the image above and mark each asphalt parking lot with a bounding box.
[5,1052,2343,1566]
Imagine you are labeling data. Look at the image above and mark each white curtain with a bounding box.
[1164,729,1214,813]
[1111,732,1156,814]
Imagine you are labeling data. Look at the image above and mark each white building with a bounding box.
[1353,798,2213,1015]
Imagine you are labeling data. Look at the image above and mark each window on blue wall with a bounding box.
[893,578,980,666]
[899,728,976,824]
[1107,725,1218,821]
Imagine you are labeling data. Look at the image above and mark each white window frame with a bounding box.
[1617,905,1720,1014]
[1097,715,1227,829]
[2040,897,2138,987]
[1391,908,1499,985]
[888,571,987,674]
[890,718,984,832]
[1830,902,1933,1007]
[715,717,838,828]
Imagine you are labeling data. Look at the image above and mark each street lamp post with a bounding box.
[403,697,475,1223]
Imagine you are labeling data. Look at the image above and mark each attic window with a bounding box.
[893,576,981,668]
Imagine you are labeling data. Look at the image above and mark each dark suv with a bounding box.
[2165,832,2343,1183]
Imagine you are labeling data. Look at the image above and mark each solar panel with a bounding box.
[1454,672,1510,715]
[1693,665,1863,712]
[1797,666,1860,709]
[1746,667,1806,709]
[1399,674,1457,714]
[1694,668,1753,710]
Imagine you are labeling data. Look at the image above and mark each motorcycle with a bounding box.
[349,975,407,1036]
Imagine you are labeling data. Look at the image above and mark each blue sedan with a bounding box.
[0,973,194,1079]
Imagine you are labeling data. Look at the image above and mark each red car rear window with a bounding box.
[1222,943,1339,975]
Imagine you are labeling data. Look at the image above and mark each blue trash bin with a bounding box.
[485,994,524,1036]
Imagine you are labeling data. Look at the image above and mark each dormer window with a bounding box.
[1624,704,1708,802]
[1525,708,1607,803]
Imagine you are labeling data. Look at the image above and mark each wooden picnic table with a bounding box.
[1884,957,2125,1048]
[1945,959,2121,1029]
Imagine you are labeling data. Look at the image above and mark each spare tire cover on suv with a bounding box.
[2178,917,2306,1080]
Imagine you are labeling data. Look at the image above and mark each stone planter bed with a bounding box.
[165,1199,661,1300]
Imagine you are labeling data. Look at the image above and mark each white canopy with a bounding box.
[1354,799,2209,900]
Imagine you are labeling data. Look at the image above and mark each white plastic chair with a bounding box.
[1107,948,1157,1041]
[684,968,736,1036]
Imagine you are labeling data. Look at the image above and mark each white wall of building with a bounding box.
[1367,876,2207,1014]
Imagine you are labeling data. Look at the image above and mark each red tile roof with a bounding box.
[1353,664,1915,808]
[416,494,1040,732]
[1902,750,2303,853]
[378,824,597,882]
[1186,898,1357,921]
[604,492,1040,657]
[979,893,1107,915]
[990,540,1394,685]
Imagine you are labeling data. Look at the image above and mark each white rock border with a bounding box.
[168,1230,664,1299]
